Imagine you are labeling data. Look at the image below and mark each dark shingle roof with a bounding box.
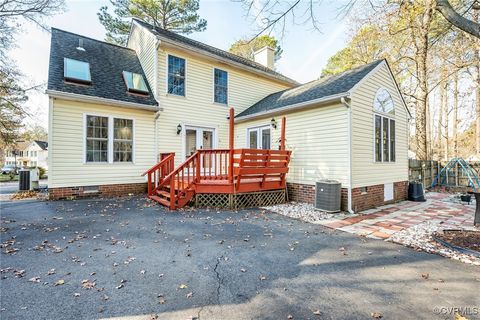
[236,60,384,118]
[48,28,158,107]
[34,141,48,150]
[132,19,298,86]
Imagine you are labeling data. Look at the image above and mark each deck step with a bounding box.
[156,189,171,198]
[149,195,171,207]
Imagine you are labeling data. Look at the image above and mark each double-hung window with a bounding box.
[85,115,134,163]
[214,68,228,104]
[167,55,185,96]
[113,118,133,162]
[373,88,395,162]
[86,115,109,162]
[247,126,271,150]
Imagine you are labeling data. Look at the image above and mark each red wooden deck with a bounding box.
[142,108,291,209]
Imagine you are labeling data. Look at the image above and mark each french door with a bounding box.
[184,126,216,174]
[247,126,271,149]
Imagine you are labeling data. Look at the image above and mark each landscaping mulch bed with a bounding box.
[433,230,480,254]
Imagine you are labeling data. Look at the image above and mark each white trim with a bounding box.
[83,113,136,165]
[373,113,396,164]
[166,53,187,97]
[235,93,349,122]
[246,125,271,149]
[46,90,161,112]
[181,125,218,160]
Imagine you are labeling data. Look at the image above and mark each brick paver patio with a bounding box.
[318,192,477,240]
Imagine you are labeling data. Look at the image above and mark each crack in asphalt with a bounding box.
[197,254,225,320]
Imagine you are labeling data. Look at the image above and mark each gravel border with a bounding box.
[388,221,480,266]
[262,202,355,224]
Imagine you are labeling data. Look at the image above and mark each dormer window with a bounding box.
[122,71,148,94]
[64,58,91,84]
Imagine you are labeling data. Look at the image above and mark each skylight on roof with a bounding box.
[64,58,91,84]
[123,71,148,94]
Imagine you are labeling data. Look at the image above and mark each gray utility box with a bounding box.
[315,180,341,212]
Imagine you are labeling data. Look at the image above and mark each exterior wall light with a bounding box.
[271,118,277,129]
[176,124,182,135]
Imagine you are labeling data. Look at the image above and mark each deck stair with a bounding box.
[142,148,291,209]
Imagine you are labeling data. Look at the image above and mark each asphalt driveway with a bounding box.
[1,197,479,320]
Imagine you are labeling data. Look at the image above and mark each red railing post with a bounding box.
[229,108,234,184]
[280,116,286,151]
[169,175,175,210]
[195,153,200,182]
[147,173,152,196]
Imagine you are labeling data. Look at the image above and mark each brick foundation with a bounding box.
[49,183,147,200]
[287,181,409,213]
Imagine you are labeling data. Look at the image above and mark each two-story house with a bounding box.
[46,19,410,212]
[4,140,48,169]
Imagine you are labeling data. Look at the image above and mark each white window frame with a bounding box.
[212,67,228,105]
[83,113,135,164]
[246,125,271,150]
[373,113,395,163]
[180,124,218,160]
[166,54,187,97]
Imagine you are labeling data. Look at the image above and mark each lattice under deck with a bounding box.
[195,189,286,209]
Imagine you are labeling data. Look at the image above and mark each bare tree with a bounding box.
[436,0,480,38]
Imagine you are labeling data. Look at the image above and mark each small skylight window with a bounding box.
[123,71,149,94]
[64,58,91,84]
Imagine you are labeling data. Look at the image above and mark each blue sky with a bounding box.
[11,0,351,129]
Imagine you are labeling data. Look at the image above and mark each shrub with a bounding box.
[38,167,46,179]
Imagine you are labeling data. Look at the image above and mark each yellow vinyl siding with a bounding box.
[350,63,409,187]
[48,99,155,188]
[235,104,350,186]
[155,46,291,166]
[127,25,156,93]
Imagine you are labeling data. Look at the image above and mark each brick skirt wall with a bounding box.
[287,181,409,213]
[49,183,147,200]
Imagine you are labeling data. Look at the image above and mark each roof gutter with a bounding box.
[235,92,349,123]
[46,90,162,112]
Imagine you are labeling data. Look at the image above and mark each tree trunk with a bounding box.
[415,1,435,160]
[452,72,459,158]
[474,7,480,156]
[442,79,449,161]
[437,80,444,156]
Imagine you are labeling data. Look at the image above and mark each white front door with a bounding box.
[247,126,271,149]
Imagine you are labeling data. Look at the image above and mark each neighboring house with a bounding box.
[4,141,48,169]
[46,20,410,212]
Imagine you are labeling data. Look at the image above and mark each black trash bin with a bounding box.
[408,182,426,202]
[19,170,30,191]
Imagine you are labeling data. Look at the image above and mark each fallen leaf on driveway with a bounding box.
[179,284,188,289]
[371,312,383,319]
[186,292,193,298]
[259,275,266,281]
[421,273,429,280]
[55,279,65,286]
[116,284,124,289]
[74,293,80,297]
[47,269,55,275]
[240,268,247,273]
[82,280,96,289]
[313,310,321,316]
[14,270,25,278]
[28,277,40,283]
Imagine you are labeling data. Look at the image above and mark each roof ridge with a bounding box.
[51,28,135,52]
[132,18,298,85]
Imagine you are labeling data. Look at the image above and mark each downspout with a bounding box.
[153,39,161,161]
[341,96,355,214]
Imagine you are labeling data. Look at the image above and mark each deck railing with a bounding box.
[142,152,175,196]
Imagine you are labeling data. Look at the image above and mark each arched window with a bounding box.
[373,88,394,114]
[373,88,395,162]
